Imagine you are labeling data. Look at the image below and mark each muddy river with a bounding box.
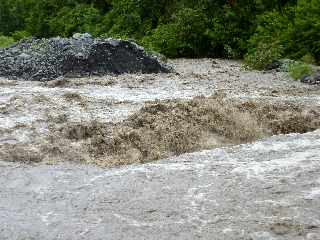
[0,59,320,239]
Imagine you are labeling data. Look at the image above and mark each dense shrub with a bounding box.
[293,0,320,62]
[244,10,293,69]
[0,0,32,35]
[11,31,31,41]
[301,53,317,65]
[244,43,284,70]
[48,5,102,37]
[100,0,166,39]
[142,8,211,58]
[0,36,15,48]
[205,2,259,58]
[288,62,313,80]
[246,0,320,68]
[0,0,318,62]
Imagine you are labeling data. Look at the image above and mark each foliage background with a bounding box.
[0,0,319,67]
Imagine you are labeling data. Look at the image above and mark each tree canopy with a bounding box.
[0,0,319,66]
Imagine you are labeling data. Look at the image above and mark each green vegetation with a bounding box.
[0,0,319,68]
[0,36,15,48]
[245,0,320,68]
[301,53,317,65]
[288,62,313,80]
[244,43,284,70]
[142,8,211,58]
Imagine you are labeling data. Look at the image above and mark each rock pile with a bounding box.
[0,33,171,81]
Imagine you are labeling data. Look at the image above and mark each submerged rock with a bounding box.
[0,33,171,81]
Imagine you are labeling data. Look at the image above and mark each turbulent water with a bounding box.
[0,59,320,239]
[1,130,320,240]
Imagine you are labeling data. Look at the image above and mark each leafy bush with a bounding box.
[0,0,319,61]
[142,8,211,57]
[292,0,320,62]
[101,0,166,39]
[48,5,102,37]
[244,10,292,69]
[301,53,316,65]
[246,0,320,69]
[0,36,15,48]
[11,31,31,41]
[205,3,258,59]
[288,62,313,80]
[244,42,284,70]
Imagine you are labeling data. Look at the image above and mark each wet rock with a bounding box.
[301,75,313,84]
[0,33,171,81]
[266,59,320,85]
[265,59,296,72]
[300,71,320,85]
[265,60,282,71]
[313,71,320,85]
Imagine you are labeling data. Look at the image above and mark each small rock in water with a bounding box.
[265,59,296,72]
[265,60,282,71]
[72,32,92,40]
[300,71,320,85]
[301,75,313,84]
[313,71,320,85]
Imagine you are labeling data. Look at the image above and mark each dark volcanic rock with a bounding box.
[0,33,171,81]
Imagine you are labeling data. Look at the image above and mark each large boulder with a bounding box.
[0,33,171,81]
